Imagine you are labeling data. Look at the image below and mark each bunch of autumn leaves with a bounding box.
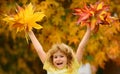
[73,2,117,33]
[3,2,117,35]
[3,3,45,33]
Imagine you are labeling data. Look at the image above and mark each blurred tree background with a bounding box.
[0,0,120,74]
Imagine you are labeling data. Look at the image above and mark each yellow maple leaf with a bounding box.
[3,3,45,32]
[67,36,79,45]
[96,2,103,10]
[99,11,107,20]
[95,51,107,68]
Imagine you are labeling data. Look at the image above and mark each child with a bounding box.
[28,25,91,74]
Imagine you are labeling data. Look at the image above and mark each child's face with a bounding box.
[53,50,67,69]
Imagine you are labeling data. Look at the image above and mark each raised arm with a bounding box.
[28,31,46,63]
[76,26,91,63]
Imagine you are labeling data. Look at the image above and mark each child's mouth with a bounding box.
[57,62,63,65]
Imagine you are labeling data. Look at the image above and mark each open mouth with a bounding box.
[56,62,63,65]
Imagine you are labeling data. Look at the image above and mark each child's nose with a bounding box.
[56,57,61,60]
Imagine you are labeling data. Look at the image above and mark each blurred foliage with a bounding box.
[0,0,120,74]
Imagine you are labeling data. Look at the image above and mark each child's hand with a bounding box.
[87,25,92,33]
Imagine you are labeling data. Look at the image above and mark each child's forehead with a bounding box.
[53,50,66,55]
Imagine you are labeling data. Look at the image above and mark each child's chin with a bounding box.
[57,67,64,69]
[56,65,66,69]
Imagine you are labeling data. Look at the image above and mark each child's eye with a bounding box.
[60,55,64,58]
[54,56,57,58]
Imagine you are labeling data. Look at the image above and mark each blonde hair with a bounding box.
[45,43,76,69]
